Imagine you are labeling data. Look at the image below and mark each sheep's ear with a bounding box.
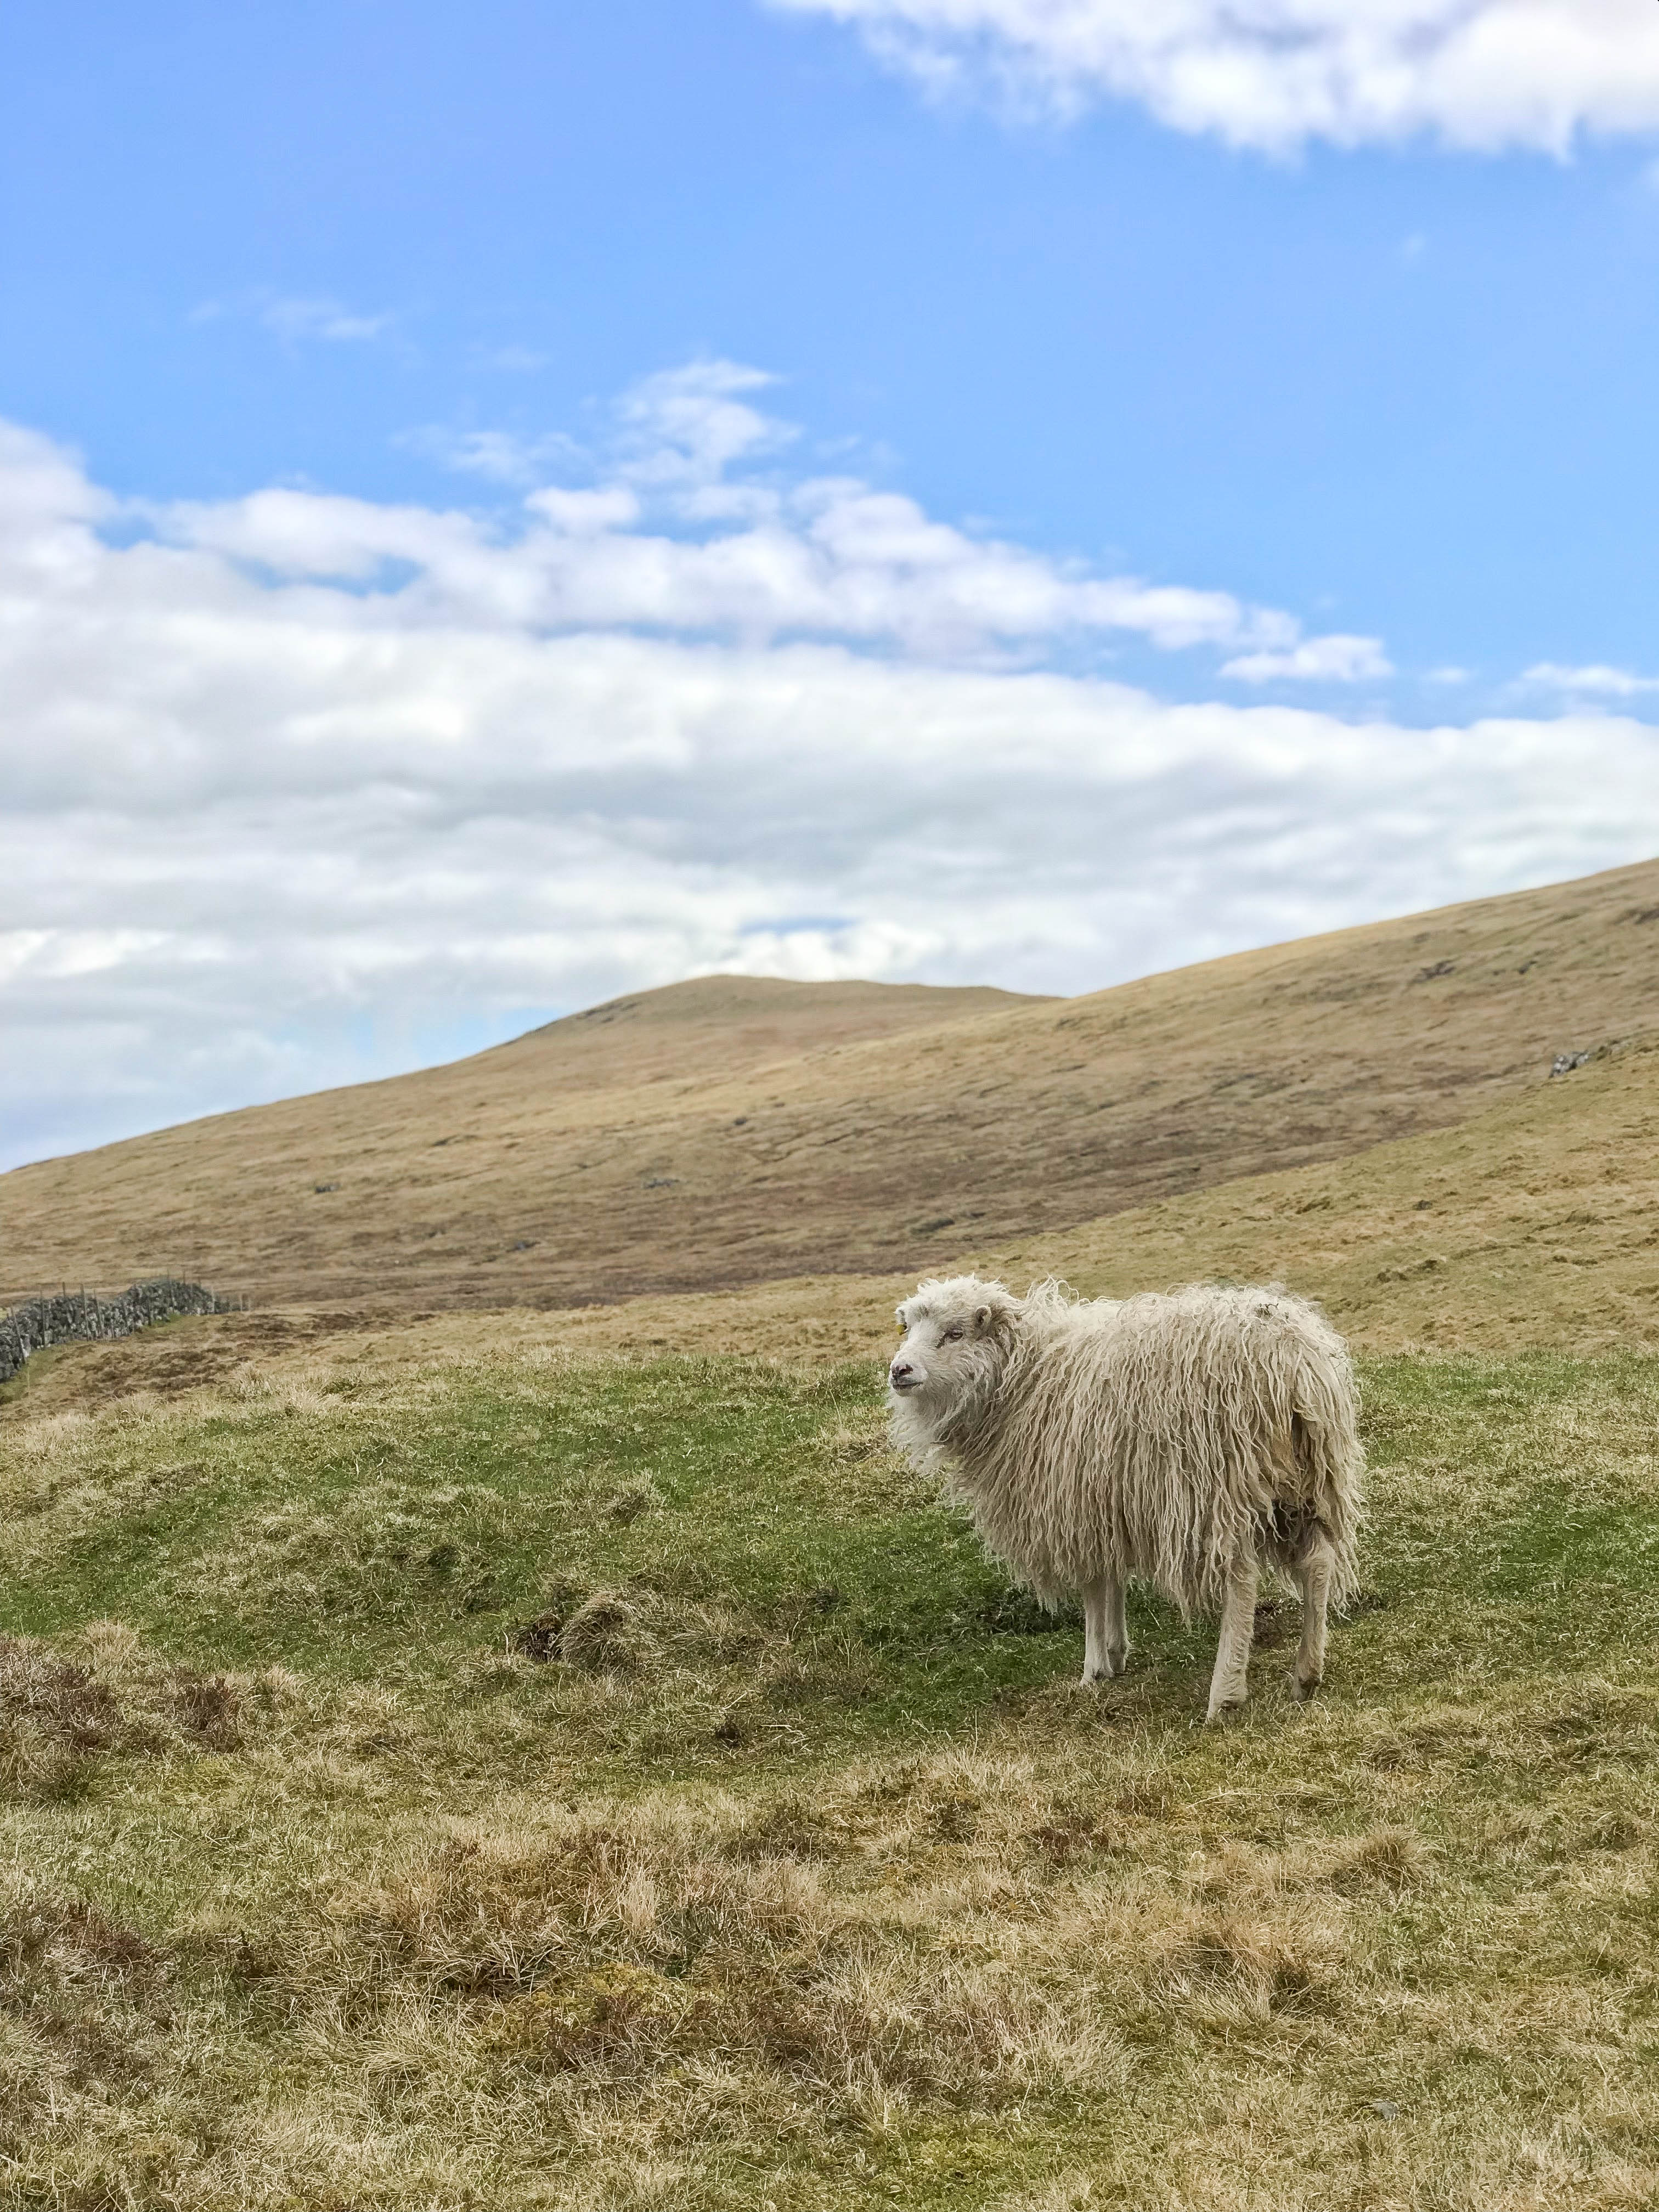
[974,1304,992,1333]
[894,1305,907,1327]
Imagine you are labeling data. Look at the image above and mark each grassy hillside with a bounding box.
[0,976,1035,1311]
[11,1018,1654,1429]
[7,856,1659,1312]
[3,1329,1658,2207]
[9,943,1659,2204]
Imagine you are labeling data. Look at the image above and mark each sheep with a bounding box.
[887,1275,1363,1723]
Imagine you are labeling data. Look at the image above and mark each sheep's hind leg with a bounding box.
[1081,1574,1129,1684]
[1290,1532,1338,1702]
[1205,1551,1259,1725]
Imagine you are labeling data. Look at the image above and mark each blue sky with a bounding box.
[5,0,1659,1169]
[9,0,1659,686]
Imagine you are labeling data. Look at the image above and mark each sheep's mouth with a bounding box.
[888,1375,923,1394]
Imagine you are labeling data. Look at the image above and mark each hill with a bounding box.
[3,1242,1657,2207]
[7,883,1659,2207]
[4,857,1659,1311]
[15,1015,1653,1422]
[545,1019,1659,1364]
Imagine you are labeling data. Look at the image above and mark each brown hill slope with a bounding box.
[594,1018,1659,1362]
[4,858,1659,1311]
[13,1021,1658,1421]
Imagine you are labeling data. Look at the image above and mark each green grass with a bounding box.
[0,1356,1098,1741]
[2,1345,1658,2209]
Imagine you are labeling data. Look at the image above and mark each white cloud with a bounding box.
[1523,661,1659,698]
[402,426,586,485]
[616,360,793,514]
[3,382,1658,1169]
[1223,633,1392,684]
[768,0,1659,154]
[169,362,1370,668]
[525,485,644,535]
[191,292,393,345]
[259,296,392,345]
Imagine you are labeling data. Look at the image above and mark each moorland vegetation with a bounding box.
[4,860,1659,2207]
[3,1331,1657,2208]
[7,856,1659,1311]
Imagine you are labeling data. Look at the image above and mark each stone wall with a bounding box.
[0,1280,232,1388]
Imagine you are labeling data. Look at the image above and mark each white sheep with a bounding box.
[887,1275,1363,1723]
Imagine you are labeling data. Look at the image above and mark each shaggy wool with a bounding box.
[888,1277,1363,1618]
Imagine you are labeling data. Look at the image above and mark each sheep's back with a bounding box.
[957,1284,1359,1614]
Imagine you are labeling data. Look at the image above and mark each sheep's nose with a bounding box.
[890,1359,916,1387]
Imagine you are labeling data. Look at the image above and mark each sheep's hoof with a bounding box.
[1289,1667,1323,1703]
[1204,1695,1246,1727]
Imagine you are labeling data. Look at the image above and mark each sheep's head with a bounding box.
[888,1276,1019,1421]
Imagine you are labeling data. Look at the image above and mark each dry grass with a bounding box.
[1,1330,1658,2205]
[8,859,1659,1310]
[10,1014,1659,1438]
[7,870,1659,2203]
[5,1701,1658,2207]
[0,1621,272,1797]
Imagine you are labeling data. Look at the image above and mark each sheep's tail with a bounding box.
[1290,1348,1365,1610]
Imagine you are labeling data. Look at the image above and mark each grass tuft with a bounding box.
[0,1624,270,1797]
[556,1590,654,1673]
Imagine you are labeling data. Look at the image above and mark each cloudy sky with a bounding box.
[5,2,1659,1169]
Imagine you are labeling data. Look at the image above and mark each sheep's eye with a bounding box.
[941,1326,964,1343]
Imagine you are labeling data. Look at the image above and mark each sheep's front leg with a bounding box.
[1290,1532,1338,1702]
[1081,1574,1129,1684]
[1205,1551,1259,1724]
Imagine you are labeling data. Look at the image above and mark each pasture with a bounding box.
[2,1328,1657,2209]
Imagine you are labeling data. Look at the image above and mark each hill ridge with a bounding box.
[5,855,1659,1310]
